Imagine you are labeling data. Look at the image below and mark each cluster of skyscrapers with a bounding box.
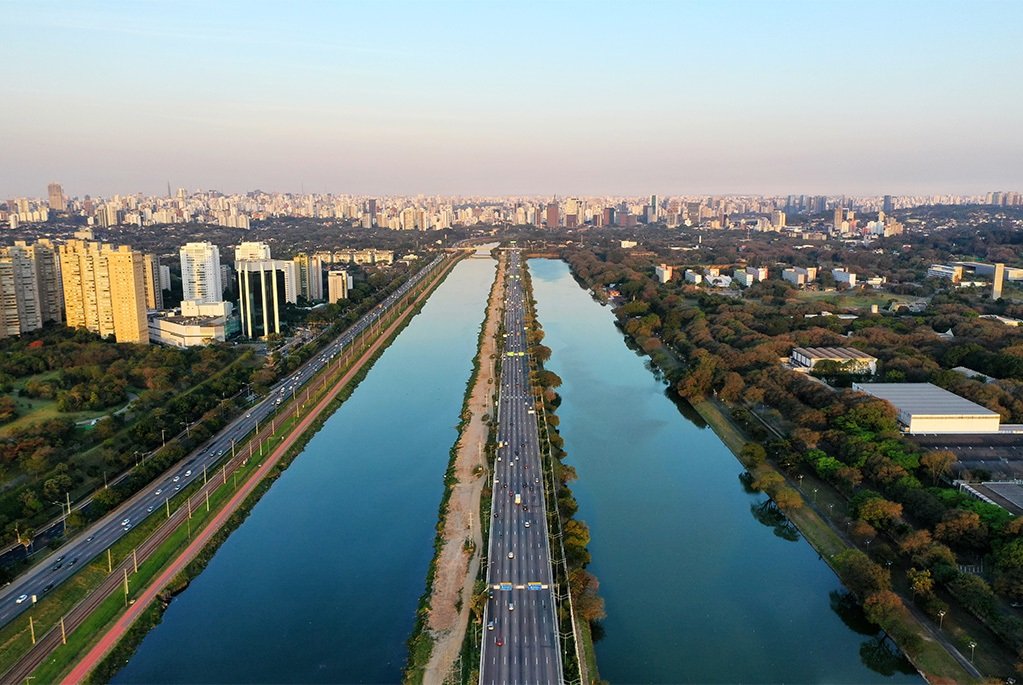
[0,233,357,347]
[4,184,1020,233]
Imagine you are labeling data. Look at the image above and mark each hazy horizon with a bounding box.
[3,0,1021,198]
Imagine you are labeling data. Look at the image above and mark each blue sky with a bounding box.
[1,0,1020,197]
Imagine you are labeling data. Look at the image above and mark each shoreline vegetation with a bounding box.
[557,253,994,684]
[10,254,463,685]
[520,257,603,684]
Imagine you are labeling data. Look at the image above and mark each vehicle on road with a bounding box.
[508,602,514,611]
[487,620,494,630]
[524,521,530,528]
[514,493,521,505]
[121,518,130,526]
[173,476,180,482]
[16,594,27,604]
[155,488,163,495]
[495,637,504,646]
[508,552,514,559]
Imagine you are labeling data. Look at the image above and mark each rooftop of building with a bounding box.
[791,346,876,361]
[853,382,1000,418]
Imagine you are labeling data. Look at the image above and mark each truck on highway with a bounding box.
[514,493,521,505]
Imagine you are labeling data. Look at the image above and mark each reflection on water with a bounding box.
[529,257,921,684]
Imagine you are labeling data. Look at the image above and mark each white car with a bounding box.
[121,518,131,526]
[508,552,514,559]
[16,594,28,604]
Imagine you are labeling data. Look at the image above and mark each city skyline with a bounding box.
[3,0,1021,197]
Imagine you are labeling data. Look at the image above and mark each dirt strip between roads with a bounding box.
[423,251,505,684]
[57,256,459,685]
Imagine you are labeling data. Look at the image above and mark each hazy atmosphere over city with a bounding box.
[3,0,1022,197]
[5,2,1023,685]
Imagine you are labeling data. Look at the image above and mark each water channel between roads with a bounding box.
[528,258,921,684]
[114,256,495,684]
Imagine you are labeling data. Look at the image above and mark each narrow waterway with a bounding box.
[114,256,495,684]
[529,259,921,684]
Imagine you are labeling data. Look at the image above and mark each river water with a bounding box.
[528,258,921,684]
[114,256,496,684]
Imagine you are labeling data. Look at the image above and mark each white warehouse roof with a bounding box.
[853,382,1001,434]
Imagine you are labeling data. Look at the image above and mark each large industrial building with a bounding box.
[852,382,1001,434]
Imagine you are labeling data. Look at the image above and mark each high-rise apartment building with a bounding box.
[180,241,223,304]
[59,239,149,344]
[235,241,271,262]
[293,253,323,301]
[0,241,64,338]
[47,183,65,211]
[143,254,164,310]
[883,195,894,214]
[327,270,352,303]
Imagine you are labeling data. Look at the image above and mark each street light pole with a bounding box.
[938,609,946,629]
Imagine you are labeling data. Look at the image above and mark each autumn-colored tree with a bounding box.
[740,442,767,466]
[920,449,957,484]
[907,567,935,598]
[857,497,904,528]
[863,590,903,627]
[899,529,933,556]
[834,549,891,598]
[751,471,784,493]
[717,372,745,402]
[935,509,987,550]
[773,487,803,512]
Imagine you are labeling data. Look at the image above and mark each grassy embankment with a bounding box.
[2,256,461,684]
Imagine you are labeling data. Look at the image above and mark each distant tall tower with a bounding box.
[833,207,845,233]
[993,262,1005,300]
[883,195,894,214]
[47,183,65,211]
[545,202,560,229]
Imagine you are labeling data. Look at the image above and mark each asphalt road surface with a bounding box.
[0,255,445,629]
[480,250,562,684]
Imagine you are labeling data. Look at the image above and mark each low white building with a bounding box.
[684,269,703,285]
[655,264,673,284]
[791,346,877,374]
[783,266,817,286]
[149,314,228,347]
[832,268,857,287]
[927,264,963,283]
[853,382,1001,434]
[733,269,755,287]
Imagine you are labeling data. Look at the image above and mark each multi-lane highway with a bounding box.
[0,254,446,629]
[480,250,562,684]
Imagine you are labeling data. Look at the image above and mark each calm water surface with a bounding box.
[529,258,920,684]
[114,257,495,684]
